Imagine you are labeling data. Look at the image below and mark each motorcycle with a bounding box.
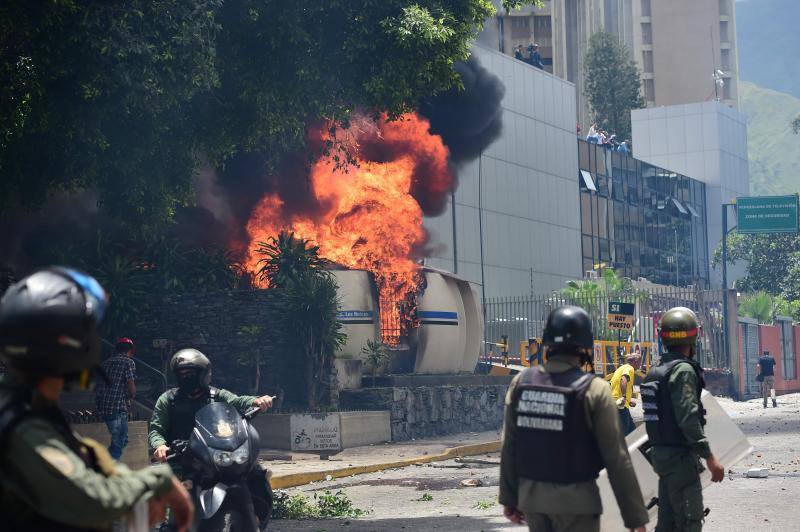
[161,402,273,531]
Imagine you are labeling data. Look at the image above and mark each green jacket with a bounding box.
[148,387,257,449]
[499,359,649,529]
[650,353,711,465]
[0,383,173,530]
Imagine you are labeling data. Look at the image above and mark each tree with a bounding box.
[259,231,344,409]
[583,32,645,140]
[712,232,800,297]
[361,339,390,387]
[561,269,649,341]
[1,1,532,234]
[738,291,800,324]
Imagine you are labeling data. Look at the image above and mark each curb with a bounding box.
[270,440,502,489]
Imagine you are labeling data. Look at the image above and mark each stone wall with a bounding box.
[129,290,288,403]
[341,384,509,441]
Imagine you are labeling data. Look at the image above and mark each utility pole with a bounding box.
[721,202,735,368]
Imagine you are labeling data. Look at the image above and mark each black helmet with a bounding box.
[659,307,699,347]
[170,348,211,394]
[0,267,107,384]
[542,305,593,353]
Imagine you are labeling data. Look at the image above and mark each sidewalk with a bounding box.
[263,429,502,489]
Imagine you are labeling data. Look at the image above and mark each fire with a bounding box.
[244,113,453,345]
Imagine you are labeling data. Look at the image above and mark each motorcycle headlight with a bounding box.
[232,443,249,465]
[213,450,232,467]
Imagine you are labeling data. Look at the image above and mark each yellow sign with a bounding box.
[608,313,635,330]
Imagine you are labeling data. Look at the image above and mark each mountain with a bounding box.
[736,0,800,99]
[739,81,800,196]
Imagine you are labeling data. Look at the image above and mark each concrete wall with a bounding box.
[423,44,582,299]
[250,411,391,451]
[341,383,508,441]
[72,421,150,470]
[631,101,749,288]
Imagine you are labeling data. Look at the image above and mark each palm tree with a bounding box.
[255,231,329,288]
[361,339,389,387]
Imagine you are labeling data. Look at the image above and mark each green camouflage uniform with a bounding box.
[0,380,174,531]
[148,387,257,450]
[499,359,649,532]
[650,353,711,532]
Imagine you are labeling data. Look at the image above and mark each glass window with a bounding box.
[721,49,731,71]
[580,170,598,191]
[644,79,655,102]
[723,77,732,100]
[718,0,729,16]
[641,23,652,45]
[581,192,593,233]
[579,141,590,168]
[642,0,652,17]
[720,21,729,43]
[642,50,654,73]
[780,320,796,380]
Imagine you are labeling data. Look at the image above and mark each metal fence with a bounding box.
[483,285,727,370]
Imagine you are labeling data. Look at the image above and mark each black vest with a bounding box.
[0,384,99,531]
[641,357,706,447]
[165,386,219,444]
[512,366,604,483]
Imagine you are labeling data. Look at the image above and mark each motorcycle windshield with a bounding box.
[192,402,248,451]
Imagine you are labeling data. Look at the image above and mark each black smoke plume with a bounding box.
[420,55,506,165]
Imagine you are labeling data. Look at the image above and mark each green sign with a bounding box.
[736,195,799,234]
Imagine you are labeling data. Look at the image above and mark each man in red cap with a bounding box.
[95,337,137,460]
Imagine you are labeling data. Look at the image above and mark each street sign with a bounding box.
[608,301,635,331]
[736,195,799,234]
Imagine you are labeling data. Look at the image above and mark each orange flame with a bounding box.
[244,113,453,344]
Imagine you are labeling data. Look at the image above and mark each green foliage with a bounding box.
[361,339,390,386]
[261,232,345,409]
[473,499,495,510]
[256,232,329,288]
[739,82,800,196]
[712,232,800,298]
[1,1,517,234]
[583,32,644,140]
[64,231,242,337]
[561,269,649,341]
[417,493,434,502]
[315,489,365,518]
[738,291,800,324]
[272,489,364,519]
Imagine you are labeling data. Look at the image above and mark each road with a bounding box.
[270,394,800,531]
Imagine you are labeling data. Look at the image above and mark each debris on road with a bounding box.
[745,468,770,478]
[459,478,483,487]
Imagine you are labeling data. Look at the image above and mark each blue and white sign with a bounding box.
[337,310,374,324]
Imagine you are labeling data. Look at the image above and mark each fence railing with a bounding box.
[483,285,727,370]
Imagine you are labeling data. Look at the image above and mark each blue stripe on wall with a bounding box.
[417,310,458,320]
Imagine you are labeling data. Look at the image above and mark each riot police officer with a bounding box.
[0,267,193,531]
[499,306,648,532]
[642,307,725,531]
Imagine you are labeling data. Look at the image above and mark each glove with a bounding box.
[616,397,626,408]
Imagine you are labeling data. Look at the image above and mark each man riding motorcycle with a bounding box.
[149,348,273,523]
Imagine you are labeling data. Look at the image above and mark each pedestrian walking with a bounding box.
[610,353,641,435]
[95,337,137,460]
[756,350,777,408]
[0,267,193,531]
[642,307,725,531]
[499,305,648,532]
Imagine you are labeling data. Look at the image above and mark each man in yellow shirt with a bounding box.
[610,353,641,435]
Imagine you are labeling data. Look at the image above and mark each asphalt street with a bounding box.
[270,394,800,531]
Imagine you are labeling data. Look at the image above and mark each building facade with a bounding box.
[481,0,741,129]
[423,44,583,299]
[578,139,711,287]
[631,101,749,288]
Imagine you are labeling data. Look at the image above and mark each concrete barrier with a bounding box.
[72,420,150,470]
[250,410,390,451]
